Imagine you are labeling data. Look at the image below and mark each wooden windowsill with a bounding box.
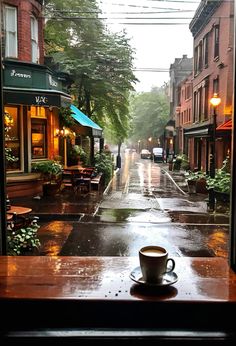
[0,256,236,340]
[0,256,235,301]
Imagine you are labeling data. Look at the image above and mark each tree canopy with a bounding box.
[128,85,170,147]
[44,0,138,145]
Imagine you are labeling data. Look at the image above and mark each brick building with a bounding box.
[2,0,71,197]
[186,0,233,171]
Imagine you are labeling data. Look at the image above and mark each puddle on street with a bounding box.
[96,208,171,223]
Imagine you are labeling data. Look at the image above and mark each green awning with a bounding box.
[70,105,102,137]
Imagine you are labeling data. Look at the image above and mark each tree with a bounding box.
[44,0,137,144]
[129,85,170,146]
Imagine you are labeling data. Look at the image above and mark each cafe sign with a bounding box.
[4,64,61,91]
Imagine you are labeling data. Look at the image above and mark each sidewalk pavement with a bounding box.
[9,166,209,219]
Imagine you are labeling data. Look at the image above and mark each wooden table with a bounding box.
[63,166,93,193]
[7,205,32,216]
[0,256,236,345]
[6,206,32,230]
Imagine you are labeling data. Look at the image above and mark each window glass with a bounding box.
[4,106,21,171]
[214,25,219,58]
[4,6,18,58]
[31,16,39,63]
[31,119,47,159]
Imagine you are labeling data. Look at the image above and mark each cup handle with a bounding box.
[166,258,175,273]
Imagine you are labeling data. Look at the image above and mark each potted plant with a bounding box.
[94,151,114,187]
[206,169,231,203]
[7,218,41,255]
[32,159,63,196]
[185,170,208,194]
[68,145,88,166]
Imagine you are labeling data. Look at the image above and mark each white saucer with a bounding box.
[129,266,178,287]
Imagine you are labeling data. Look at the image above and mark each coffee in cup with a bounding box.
[139,245,175,283]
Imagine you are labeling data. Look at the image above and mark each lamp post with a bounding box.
[148,137,152,152]
[209,93,221,178]
[208,93,221,211]
[55,127,75,168]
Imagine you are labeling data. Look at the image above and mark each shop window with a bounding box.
[31,119,47,159]
[4,107,21,171]
[4,6,18,58]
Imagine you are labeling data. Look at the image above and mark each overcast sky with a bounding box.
[99,0,201,92]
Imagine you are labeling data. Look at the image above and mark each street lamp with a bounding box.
[55,127,75,167]
[209,93,221,178]
[208,93,221,211]
[148,137,152,151]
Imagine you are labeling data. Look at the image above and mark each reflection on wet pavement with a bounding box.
[96,208,171,223]
[58,220,228,258]
[27,153,229,259]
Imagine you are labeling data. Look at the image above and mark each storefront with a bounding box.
[3,60,71,197]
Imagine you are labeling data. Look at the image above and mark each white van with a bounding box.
[152,147,164,163]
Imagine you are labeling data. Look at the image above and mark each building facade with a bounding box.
[166,55,193,157]
[175,73,193,162]
[187,0,233,171]
[2,0,71,197]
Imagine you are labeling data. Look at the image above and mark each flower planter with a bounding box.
[43,182,61,196]
[196,178,208,194]
[169,162,173,171]
[187,180,196,194]
[214,190,230,203]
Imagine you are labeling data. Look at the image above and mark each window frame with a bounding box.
[4,5,18,58]
[31,118,48,159]
[31,15,39,63]
[214,25,220,59]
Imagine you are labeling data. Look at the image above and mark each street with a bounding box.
[36,151,229,258]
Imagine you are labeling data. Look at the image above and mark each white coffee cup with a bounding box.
[139,245,175,283]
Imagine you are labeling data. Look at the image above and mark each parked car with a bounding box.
[152,147,164,163]
[140,149,152,159]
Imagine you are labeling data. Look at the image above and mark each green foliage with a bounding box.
[129,86,170,143]
[44,0,137,145]
[68,145,88,165]
[206,170,231,193]
[7,223,41,256]
[94,151,114,186]
[5,147,19,163]
[172,154,190,171]
[185,170,207,182]
[32,160,63,183]
[59,107,76,127]
[4,111,19,163]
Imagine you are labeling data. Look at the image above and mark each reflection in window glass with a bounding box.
[31,120,47,159]
[4,106,20,171]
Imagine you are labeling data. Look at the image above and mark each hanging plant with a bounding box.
[59,106,76,127]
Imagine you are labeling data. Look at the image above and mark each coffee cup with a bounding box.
[139,245,175,283]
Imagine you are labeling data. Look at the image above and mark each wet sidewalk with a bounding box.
[10,163,230,257]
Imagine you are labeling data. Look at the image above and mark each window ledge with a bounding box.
[0,256,235,339]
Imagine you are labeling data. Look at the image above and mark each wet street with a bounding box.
[23,151,229,258]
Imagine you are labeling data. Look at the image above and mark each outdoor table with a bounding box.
[63,166,93,193]
[7,205,32,216]
[6,206,33,230]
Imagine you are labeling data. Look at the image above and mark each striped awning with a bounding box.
[216,119,232,131]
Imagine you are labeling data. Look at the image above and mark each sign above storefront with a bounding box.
[4,89,71,108]
[3,60,62,91]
